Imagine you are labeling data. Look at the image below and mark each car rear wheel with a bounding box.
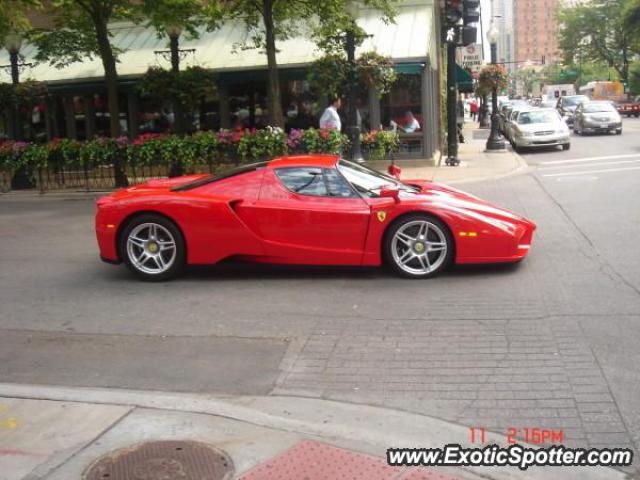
[562,143,570,151]
[385,214,454,279]
[616,129,622,135]
[120,214,185,281]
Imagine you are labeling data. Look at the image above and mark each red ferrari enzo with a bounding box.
[96,155,536,281]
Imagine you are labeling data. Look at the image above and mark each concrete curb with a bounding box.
[446,151,531,186]
[0,383,627,480]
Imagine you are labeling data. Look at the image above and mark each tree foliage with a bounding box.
[307,51,396,99]
[142,0,221,40]
[138,66,217,112]
[0,0,40,39]
[557,0,639,83]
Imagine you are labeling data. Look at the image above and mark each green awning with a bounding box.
[394,63,425,75]
[456,65,474,93]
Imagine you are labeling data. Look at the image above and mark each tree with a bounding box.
[31,0,138,186]
[225,0,397,128]
[557,0,639,84]
[623,0,640,49]
[31,0,138,141]
[0,0,39,38]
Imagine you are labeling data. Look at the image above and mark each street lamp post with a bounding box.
[485,23,505,151]
[346,3,364,163]
[5,31,22,141]
[166,24,185,139]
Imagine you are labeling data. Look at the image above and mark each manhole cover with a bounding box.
[83,440,234,480]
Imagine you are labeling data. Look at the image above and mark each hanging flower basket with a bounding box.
[478,64,508,92]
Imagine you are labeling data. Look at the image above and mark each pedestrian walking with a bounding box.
[470,99,478,121]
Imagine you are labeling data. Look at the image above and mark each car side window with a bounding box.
[275,167,357,198]
[323,168,357,198]
[276,167,327,196]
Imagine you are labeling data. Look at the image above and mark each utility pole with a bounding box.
[444,0,480,166]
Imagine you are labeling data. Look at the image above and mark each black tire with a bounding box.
[562,143,570,151]
[119,213,186,281]
[384,213,454,279]
[616,129,622,135]
[574,125,581,135]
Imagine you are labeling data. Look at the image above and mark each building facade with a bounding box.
[0,0,442,159]
[514,0,561,67]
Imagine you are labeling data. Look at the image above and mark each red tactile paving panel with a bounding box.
[398,469,462,480]
[239,440,461,480]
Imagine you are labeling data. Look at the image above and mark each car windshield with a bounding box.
[583,103,616,113]
[563,96,588,106]
[517,111,559,124]
[337,159,418,197]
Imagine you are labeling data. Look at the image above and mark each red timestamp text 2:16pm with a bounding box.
[469,427,564,445]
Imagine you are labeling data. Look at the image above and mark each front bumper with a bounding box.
[513,133,570,148]
[581,121,622,133]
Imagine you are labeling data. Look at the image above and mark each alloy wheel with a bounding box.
[126,223,177,275]
[391,220,448,276]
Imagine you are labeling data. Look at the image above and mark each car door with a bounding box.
[248,166,372,264]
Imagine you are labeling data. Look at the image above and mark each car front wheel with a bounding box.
[385,214,454,279]
[120,214,185,281]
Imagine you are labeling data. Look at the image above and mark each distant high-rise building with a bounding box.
[514,0,561,67]
[491,0,515,72]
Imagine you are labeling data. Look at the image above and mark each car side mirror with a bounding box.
[379,187,400,202]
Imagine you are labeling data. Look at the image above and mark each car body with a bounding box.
[511,108,571,152]
[556,95,589,126]
[500,100,527,133]
[574,101,623,135]
[540,99,557,109]
[96,156,536,280]
[504,105,532,142]
[615,97,640,118]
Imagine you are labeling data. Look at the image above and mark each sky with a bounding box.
[480,0,492,62]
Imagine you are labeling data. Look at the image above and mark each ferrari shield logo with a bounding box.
[377,211,387,222]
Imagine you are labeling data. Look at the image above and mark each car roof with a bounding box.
[267,154,339,169]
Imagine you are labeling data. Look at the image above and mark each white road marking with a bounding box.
[539,153,640,166]
[539,159,640,170]
[542,166,640,177]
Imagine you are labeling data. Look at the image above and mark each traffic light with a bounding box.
[463,0,480,24]
[460,0,479,46]
[445,0,463,28]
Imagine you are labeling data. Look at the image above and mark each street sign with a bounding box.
[460,43,482,72]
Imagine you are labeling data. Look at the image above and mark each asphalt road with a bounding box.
[1,118,639,469]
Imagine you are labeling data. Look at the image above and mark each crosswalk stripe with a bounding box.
[539,159,640,170]
[539,153,640,166]
[542,166,640,177]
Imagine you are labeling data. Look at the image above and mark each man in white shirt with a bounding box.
[319,96,342,131]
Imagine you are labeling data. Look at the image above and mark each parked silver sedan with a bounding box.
[511,109,571,152]
[573,101,623,135]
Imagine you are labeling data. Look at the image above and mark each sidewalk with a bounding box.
[0,383,625,480]
[369,123,528,185]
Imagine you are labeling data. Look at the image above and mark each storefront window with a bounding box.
[380,74,423,132]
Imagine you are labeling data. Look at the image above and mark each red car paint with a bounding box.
[96,155,536,269]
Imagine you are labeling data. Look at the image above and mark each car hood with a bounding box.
[400,180,536,229]
[517,122,560,132]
